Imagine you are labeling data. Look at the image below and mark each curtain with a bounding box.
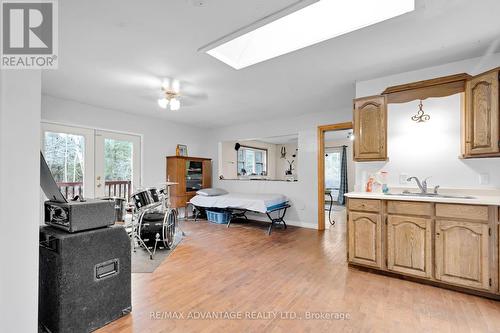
[337,145,348,205]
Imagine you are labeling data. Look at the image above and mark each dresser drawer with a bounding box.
[387,201,433,216]
[436,203,489,222]
[348,199,381,212]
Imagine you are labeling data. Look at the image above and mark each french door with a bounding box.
[94,130,141,199]
[41,123,141,200]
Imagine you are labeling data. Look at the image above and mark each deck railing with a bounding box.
[56,180,132,201]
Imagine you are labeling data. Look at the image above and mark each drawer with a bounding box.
[387,201,433,216]
[348,199,381,212]
[436,203,489,222]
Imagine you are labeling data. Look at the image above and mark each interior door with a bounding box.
[94,130,141,200]
[41,123,95,199]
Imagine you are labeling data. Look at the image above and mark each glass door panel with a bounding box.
[95,130,141,200]
[41,123,94,200]
[186,160,203,192]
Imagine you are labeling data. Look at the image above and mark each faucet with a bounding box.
[407,176,439,194]
[407,176,427,193]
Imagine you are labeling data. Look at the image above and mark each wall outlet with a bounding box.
[399,173,409,185]
[479,173,489,185]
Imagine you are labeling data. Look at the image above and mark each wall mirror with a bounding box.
[218,134,298,181]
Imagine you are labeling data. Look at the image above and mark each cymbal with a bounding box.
[158,182,178,186]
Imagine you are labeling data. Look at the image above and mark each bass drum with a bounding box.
[138,210,176,249]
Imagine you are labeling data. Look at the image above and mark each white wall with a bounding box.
[0,70,42,333]
[207,109,351,229]
[355,53,500,191]
[42,95,211,189]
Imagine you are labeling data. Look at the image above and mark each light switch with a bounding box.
[399,173,409,185]
[479,173,489,185]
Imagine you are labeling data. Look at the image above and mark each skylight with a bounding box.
[204,0,415,69]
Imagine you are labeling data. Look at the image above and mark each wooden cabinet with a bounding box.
[347,199,498,297]
[387,215,432,278]
[348,211,382,268]
[353,95,387,161]
[435,220,490,290]
[166,156,212,208]
[464,69,500,157]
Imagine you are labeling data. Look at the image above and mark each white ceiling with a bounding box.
[42,0,500,128]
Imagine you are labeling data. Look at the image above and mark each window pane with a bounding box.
[104,138,133,199]
[325,152,341,189]
[43,132,85,199]
[104,139,133,181]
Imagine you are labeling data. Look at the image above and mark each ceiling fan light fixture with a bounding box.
[161,78,170,91]
[170,98,181,111]
[158,97,168,109]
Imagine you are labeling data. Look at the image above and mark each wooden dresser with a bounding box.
[166,156,212,208]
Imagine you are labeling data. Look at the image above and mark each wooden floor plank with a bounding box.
[97,219,500,333]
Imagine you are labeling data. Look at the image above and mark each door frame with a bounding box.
[317,122,353,231]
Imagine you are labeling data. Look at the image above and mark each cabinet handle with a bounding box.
[436,232,440,236]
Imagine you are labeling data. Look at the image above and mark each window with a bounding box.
[237,146,267,176]
[325,150,341,190]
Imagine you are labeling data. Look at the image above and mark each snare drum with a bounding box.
[147,187,160,203]
[131,189,154,210]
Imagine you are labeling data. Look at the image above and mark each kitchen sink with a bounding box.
[384,192,476,199]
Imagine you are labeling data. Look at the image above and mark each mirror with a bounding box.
[219,134,298,181]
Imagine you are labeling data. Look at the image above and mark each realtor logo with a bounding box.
[1,0,58,69]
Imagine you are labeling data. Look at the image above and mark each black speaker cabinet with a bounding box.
[39,225,131,333]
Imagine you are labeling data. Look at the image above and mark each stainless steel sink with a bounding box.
[384,192,476,199]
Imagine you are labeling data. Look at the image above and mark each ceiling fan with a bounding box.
[158,78,182,111]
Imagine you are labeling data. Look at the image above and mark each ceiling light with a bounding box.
[170,98,181,111]
[202,0,415,69]
[158,98,168,109]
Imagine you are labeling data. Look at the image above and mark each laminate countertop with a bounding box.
[345,191,500,206]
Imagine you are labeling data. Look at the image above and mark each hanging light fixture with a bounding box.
[411,100,430,123]
[158,78,182,111]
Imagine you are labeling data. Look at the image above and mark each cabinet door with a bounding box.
[353,96,387,161]
[202,160,212,188]
[348,211,382,268]
[465,70,499,155]
[387,216,432,278]
[435,220,490,290]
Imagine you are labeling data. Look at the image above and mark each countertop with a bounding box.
[345,191,500,206]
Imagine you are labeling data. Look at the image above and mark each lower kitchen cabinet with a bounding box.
[348,211,382,268]
[435,219,490,290]
[387,215,432,278]
[347,198,498,297]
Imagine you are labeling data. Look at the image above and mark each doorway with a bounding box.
[317,122,353,230]
[41,122,141,200]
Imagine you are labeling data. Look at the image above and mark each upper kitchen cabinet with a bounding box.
[353,95,387,161]
[463,69,500,157]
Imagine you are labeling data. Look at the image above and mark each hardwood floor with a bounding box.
[98,218,500,333]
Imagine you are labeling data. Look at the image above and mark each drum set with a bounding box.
[128,182,179,260]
